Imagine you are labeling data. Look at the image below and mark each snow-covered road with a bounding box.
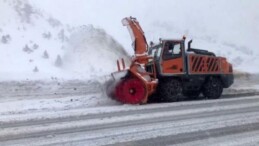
[0,74,258,146]
[1,95,259,146]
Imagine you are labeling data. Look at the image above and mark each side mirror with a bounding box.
[188,40,193,51]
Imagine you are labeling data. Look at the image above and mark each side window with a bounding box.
[149,45,162,60]
[163,42,182,60]
[172,43,181,54]
[155,46,162,59]
[150,49,156,57]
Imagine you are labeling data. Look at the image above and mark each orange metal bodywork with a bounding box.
[188,54,232,75]
[157,39,233,75]
[162,58,184,74]
[160,40,185,74]
[160,54,232,75]
[128,63,157,103]
[113,17,158,104]
[122,17,148,57]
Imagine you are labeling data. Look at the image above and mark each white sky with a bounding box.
[29,0,259,53]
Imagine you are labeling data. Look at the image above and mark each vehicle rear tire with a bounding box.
[147,93,160,103]
[158,78,182,102]
[202,77,223,99]
[183,90,201,100]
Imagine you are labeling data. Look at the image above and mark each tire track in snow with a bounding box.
[1,105,259,141]
[1,96,259,145]
[3,110,259,146]
[1,95,259,128]
[111,122,259,146]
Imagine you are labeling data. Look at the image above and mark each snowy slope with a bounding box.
[1,0,259,81]
[30,0,259,73]
[0,0,129,81]
[0,0,67,80]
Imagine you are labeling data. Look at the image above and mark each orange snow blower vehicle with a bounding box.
[109,17,233,104]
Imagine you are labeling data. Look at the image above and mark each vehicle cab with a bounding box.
[148,38,186,76]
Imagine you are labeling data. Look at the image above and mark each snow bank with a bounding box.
[0,80,120,115]
[63,25,130,79]
[0,0,130,81]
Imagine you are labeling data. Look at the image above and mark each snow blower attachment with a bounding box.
[109,17,234,104]
[110,17,158,104]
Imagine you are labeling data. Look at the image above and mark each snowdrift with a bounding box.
[0,0,129,81]
[63,25,130,79]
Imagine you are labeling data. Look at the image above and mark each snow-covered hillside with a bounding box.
[0,0,129,81]
[1,0,259,81]
[30,0,259,73]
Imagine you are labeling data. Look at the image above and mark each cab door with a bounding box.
[160,41,185,75]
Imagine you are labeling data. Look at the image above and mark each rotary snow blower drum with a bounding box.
[107,57,157,104]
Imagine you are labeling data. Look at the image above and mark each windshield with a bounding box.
[149,44,162,59]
